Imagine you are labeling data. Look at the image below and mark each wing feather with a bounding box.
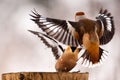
[96,9,115,45]
[30,10,80,47]
[28,30,62,59]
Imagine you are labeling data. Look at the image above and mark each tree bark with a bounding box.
[2,72,89,80]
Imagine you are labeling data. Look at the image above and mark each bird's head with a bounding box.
[64,46,72,54]
[75,12,85,22]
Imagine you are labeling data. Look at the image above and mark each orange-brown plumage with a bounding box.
[55,46,79,72]
[30,9,115,66]
[83,33,99,64]
[73,31,80,40]
[74,18,100,64]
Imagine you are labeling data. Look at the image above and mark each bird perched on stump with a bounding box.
[29,30,81,72]
[30,9,115,65]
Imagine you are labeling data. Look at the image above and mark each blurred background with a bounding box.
[0,0,120,80]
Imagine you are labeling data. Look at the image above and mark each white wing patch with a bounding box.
[96,9,115,45]
[30,11,80,47]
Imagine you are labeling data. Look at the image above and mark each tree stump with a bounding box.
[2,72,89,80]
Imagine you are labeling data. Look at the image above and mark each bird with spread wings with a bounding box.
[29,30,81,72]
[30,9,115,65]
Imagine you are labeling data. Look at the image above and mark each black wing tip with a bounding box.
[30,18,37,22]
[28,30,61,60]
[98,8,113,18]
[28,30,40,36]
[52,47,60,59]
[28,30,47,38]
[31,9,40,16]
[97,9,115,45]
[29,14,39,18]
[99,8,103,13]
[30,9,41,23]
[28,30,44,39]
[28,30,52,47]
[99,8,107,13]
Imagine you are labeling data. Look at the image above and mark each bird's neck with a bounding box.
[75,15,86,22]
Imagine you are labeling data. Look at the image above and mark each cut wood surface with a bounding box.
[2,72,89,80]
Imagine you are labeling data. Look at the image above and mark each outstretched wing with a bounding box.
[28,30,63,59]
[96,9,115,45]
[30,10,79,47]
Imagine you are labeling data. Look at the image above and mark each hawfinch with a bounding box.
[30,9,115,64]
[29,30,81,72]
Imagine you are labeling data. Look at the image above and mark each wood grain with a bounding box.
[2,72,89,80]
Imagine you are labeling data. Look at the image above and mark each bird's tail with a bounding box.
[80,47,108,66]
